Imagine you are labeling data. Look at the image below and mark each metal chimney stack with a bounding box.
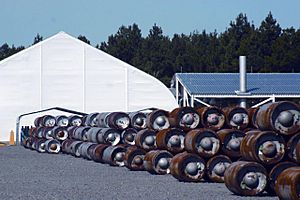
[239,56,247,108]
[239,56,247,93]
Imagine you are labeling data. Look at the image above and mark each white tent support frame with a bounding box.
[175,76,298,108]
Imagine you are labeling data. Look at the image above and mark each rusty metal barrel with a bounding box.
[89,144,110,163]
[184,128,220,158]
[67,126,79,139]
[51,126,68,141]
[287,132,300,164]
[39,115,56,127]
[197,107,225,130]
[102,144,128,166]
[68,140,84,157]
[256,101,300,135]
[267,161,297,195]
[156,128,185,154]
[61,139,74,154]
[84,112,99,127]
[224,161,268,196]
[223,107,249,130]
[55,115,69,127]
[68,115,83,126]
[146,109,170,131]
[217,129,245,159]
[97,112,130,130]
[207,155,232,183]
[168,107,200,130]
[121,128,137,145]
[72,127,91,141]
[135,129,157,151]
[78,142,97,160]
[240,130,285,165]
[275,167,300,200]
[85,127,121,146]
[44,139,61,153]
[144,150,173,175]
[247,107,259,128]
[40,127,53,139]
[124,146,146,171]
[128,111,147,130]
[170,152,205,182]
[33,138,47,153]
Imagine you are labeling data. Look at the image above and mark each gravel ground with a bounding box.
[0,146,278,200]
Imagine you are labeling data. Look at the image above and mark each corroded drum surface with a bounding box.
[197,107,225,130]
[240,130,285,165]
[170,152,206,182]
[275,167,300,200]
[184,128,220,158]
[224,161,268,196]
[256,101,300,135]
[156,128,185,154]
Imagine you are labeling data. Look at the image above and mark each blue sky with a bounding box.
[0,0,299,46]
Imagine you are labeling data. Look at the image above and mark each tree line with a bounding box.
[1,12,300,86]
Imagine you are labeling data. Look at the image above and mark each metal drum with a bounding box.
[223,107,249,130]
[168,107,200,131]
[146,109,170,131]
[78,142,97,160]
[69,140,84,157]
[40,115,56,127]
[51,126,68,141]
[267,161,297,195]
[128,111,147,130]
[275,167,300,200]
[85,113,99,127]
[67,126,79,139]
[41,127,54,139]
[206,155,232,183]
[197,106,225,130]
[34,116,42,127]
[72,127,91,141]
[89,144,110,163]
[287,132,300,164]
[124,146,146,171]
[156,128,185,154]
[34,138,47,153]
[170,152,206,182]
[184,128,220,158]
[85,127,121,146]
[61,139,74,154]
[55,115,69,127]
[144,150,173,175]
[68,115,83,126]
[44,139,61,153]
[97,112,130,130]
[121,128,137,145]
[256,101,300,135]
[217,129,245,159]
[247,107,259,128]
[240,130,285,165]
[224,161,268,196]
[135,129,157,151]
[102,145,128,166]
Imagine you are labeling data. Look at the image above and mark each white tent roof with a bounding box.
[0,32,177,141]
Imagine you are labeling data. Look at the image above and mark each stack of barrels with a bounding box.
[22,101,300,200]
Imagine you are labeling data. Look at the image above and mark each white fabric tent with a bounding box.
[0,32,177,141]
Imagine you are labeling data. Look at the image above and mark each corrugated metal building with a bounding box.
[175,73,300,107]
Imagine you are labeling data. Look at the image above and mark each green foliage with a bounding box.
[78,35,90,44]
[33,33,43,45]
[1,12,300,86]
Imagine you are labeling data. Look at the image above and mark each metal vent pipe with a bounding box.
[239,56,247,108]
[239,56,247,93]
